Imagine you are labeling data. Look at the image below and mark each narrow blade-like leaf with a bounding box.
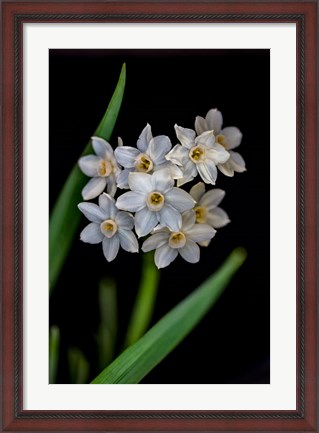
[49,64,126,294]
[91,247,247,384]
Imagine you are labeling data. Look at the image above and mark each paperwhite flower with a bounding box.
[195,108,246,176]
[116,168,195,237]
[114,124,182,189]
[165,124,230,186]
[190,182,230,247]
[78,137,121,200]
[142,210,216,269]
[78,193,138,262]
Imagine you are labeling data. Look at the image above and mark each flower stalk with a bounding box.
[124,252,160,348]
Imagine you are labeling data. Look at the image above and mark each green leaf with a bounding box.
[97,278,117,370]
[124,252,160,348]
[68,347,90,384]
[49,325,60,384]
[49,64,126,294]
[91,247,247,384]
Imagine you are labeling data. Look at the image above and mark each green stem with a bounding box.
[124,252,160,348]
[49,326,60,384]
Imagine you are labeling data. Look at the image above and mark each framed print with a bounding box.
[1,1,318,432]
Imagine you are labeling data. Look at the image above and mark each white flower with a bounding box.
[116,168,195,237]
[78,137,121,200]
[195,108,246,176]
[78,193,138,262]
[165,124,230,186]
[142,210,216,269]
[114,124,182,189]
[189,182,230,247]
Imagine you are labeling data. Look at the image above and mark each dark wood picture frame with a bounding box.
[1,1,318,431]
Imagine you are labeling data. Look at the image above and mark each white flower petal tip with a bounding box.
[81,177,108,200]
[174,124,196,149]
[79,223,104,244]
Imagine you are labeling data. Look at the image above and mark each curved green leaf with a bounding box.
[92,247,247,384]
[49,64,126,294]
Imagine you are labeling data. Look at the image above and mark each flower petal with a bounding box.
[174,124,196,149]
[207,207,231,228]
[197,160,218,184]
[194,116,208,135]
[155,244,178,269]
[181,209,196,232]
[195,130,215,147]
[165,144,189,166]
[115,211,134,230]
[106,175,117,197]
[165,187,195,212]
[137,124,153,153]
[91,136,114,159]
[151,168,174,193]
[135,207,158,237]
[222,127,243,150]
[78,202,106,223]
[229,150,247,172]
[80,223,104,244]
[198,239,212,247]
[205,108,223,134]
[81,177,107,200]
[189,182,206,203]
[128,172,152,193]
[179,239,200,264]
[206,144,230,164]
[154,161,183,179]
[142,232,170,252]
[78,155,100,177]
[118,229,139,253]
[159,204,182,232]
[115,146,140,168]
[117,168,132,189]
[200,188,226,209]
[116,191,146,212]
[186,223,216,242]
[147,135,172,164]
[217,160,234,177]
[102,236,120,262]
[98,193,116,219]
[176,160,198,187]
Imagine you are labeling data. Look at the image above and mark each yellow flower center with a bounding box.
[216,134,226,148]
[146,191,165,211]
[189,145,206,163]
[100,219,118,238]
[98,160,113,177]
[195,206,207,223]
[135,153,154,173]
[169,231,186,249]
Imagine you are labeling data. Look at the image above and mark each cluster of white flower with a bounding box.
[77,108,246,268]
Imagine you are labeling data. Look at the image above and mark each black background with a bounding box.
[49,49,270,384]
